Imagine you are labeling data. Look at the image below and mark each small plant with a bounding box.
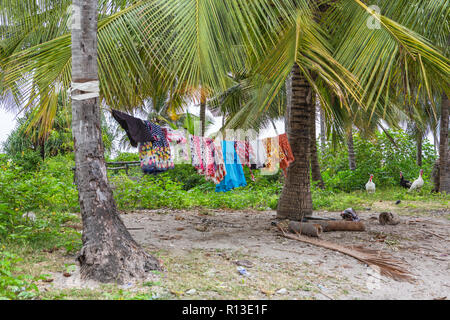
[0,251,39,300]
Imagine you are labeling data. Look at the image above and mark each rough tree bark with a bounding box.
[310,104,324,189]
[416,135,423,167]
[277,64,313,220]
[347,128,356,171]
[319,104,326,153]
[71,0,159,284]
[39,139,45,160]
[439,93,449,193]
[200,99,206,137]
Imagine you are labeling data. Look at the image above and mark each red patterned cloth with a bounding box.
[234,141,255,181]
[212,142,227,184]
[190,136,226,184]
[278,133,294,176]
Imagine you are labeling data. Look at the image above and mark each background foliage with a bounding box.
[320,130,437,192]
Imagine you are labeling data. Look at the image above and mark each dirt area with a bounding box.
[39,201,449,300]
[117,204,449,300]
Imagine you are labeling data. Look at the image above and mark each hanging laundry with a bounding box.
[262,136,280,175]
[189,135,226,184]
[111,109,154,147]
[212,141,227,185]
[112,109,176,174]
[216,141,247,192]
[166,128,187,145]
[234,140,256,181]
[260,134,294,176]
[138,121,174,174]
[278,133,295,176]
[165,128,189,163]
[190,135,208,175]
[249,139,267,169]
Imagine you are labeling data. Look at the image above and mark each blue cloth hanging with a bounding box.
[215,141,247,192]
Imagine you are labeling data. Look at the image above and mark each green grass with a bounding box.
[312,186,449,212]
[1,186,447,300]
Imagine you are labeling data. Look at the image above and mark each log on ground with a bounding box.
[288,221,323,237]
[308,220,366,232]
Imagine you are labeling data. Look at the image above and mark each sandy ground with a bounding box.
[116,206,450,300]
[39,202,449,300]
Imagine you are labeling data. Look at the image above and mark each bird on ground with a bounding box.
[400,171,412,189]
[365,174,376,193]
[409,169,424,191]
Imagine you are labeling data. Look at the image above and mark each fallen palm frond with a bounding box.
[277,225,414,282]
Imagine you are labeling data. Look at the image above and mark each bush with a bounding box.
[0,154,79,241]
[0,250,39,300]
[320,130,437,192]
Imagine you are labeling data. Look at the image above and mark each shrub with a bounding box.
[0,251,39,300]
[320,130,437,192]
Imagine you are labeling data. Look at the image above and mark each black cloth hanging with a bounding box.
[111,109,154,147]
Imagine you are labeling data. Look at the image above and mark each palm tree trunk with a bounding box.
[71,0,159,284]
[347,128,356,171]
[200,101,206,136]
[319,104,326,153]
[277,64,313,220]
[439,93,450,193]
[416,135,423,167]
[39,139,45,160]
[310,105,324,189]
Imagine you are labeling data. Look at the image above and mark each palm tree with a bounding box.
[439,93,449,192]
[69,0,159,283]
[347,127,357,171]
[310,98,325,188]
[319,103,327,152]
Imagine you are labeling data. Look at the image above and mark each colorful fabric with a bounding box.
[190,135,205,173]
[189,136,227,184]
[166,128,189,163]
[212,142,227,184]
[249,140,267,169]
[138,121,174,174]
[190,136,216,181]
[216,141,247,192]
[166,129,187,145]
[263,137,280,174]
[278,133,295,176]
[111,109,154,147]
[234,140,255,181]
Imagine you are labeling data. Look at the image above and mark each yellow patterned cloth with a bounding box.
[262,137,280,175]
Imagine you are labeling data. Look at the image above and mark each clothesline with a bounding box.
[111,109,294,192]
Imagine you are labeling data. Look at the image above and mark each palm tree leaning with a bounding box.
[70,0,159,283]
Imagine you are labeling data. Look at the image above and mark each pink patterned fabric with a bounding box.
[234,140,255,181]
[212,142,226,184]
[166,129,187,144]
[190,136,225,184]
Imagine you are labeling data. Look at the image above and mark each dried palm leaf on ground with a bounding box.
[277,225,414,282]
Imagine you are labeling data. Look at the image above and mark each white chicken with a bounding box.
[365,174,376,193]
[409,169,424,192]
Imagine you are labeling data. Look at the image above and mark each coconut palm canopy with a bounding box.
[0,0,448,137]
